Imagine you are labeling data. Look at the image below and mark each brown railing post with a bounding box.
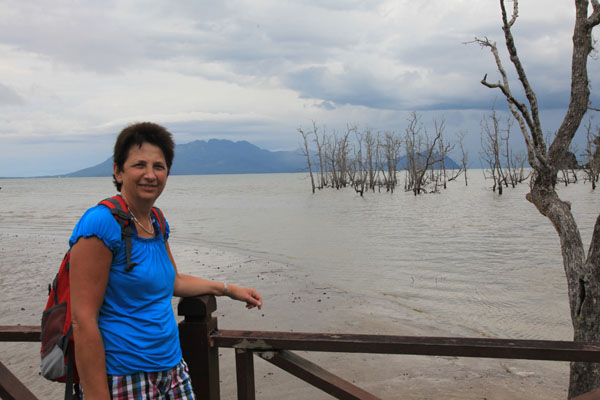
[178,295,220,400]
[235,349,256,400]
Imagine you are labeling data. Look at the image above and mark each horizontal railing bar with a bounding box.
[573,387,600,400]
[0,361,39,400]
[212,330,600,362]
[4,325,600,363]
[0,326,40,342]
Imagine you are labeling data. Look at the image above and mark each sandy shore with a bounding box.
[1,232,569,399]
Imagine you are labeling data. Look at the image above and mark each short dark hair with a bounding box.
[112,122,175,191]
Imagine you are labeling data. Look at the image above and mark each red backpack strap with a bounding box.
[151,207,167,239]
[98,195,138,272]
[98,195,130,221]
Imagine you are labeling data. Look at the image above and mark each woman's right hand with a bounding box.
[226,284,263,310]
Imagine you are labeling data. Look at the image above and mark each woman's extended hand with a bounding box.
[227,284,263,310]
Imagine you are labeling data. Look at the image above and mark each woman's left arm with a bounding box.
[167,242,262,309]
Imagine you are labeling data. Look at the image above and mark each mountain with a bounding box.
[63,139,307,177]
[397,153,461,170]
[172,139,305,175]
[63,139,461,177]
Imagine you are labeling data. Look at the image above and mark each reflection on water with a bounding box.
[1,172,598,340]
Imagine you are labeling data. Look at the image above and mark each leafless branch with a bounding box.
[589,0,600,26]
[499,0,545,154]
[548,0,600,170]
[475,35,540,168]
[507,0,519,27]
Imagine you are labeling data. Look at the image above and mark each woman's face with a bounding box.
[113,141,168,206]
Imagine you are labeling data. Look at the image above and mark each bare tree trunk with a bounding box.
[436,119,452,190]
[403,113,444,195]
[335,129,352,188]
[381,130,402,193]
[501,117,518,188]
[353,128,367,196]
[298,127,316,193]
[364,129,377,192]
[477,1,600,397]
[312,121,327,189]
[404,114,418,192]
[480,109,505,194]
[327,136,339,189]
[582,120,599,189]
[458,131,469,186]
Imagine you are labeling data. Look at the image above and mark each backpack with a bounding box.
[40,195,167,400]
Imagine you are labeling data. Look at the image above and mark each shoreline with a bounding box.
[1,232,568,399]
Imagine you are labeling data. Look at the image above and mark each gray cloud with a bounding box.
[0,0,595,176]
[0,83,24,105]
[315,100,336,110]
[0,0,144,73]
[285,65,407,110]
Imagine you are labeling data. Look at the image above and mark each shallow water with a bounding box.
[1,171,598,341]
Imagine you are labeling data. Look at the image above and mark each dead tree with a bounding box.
[436,120,461,189]
[374,132,388,192]
[510,150,530,184]
[325,134,339,189]
[380,130,402,193]
[352,127,368,196]
[364,129,379,192]
[457,130,470,186]
[312,121,328,189]
[476,1,600,397]
[501,117,517,188]
[336,129,352,188]
[404,113,442,195]
[298,126,316,193]
[404,113,420,193]
[558,148,581,186]
[582,119,600,189]
[479,109,507,194]
[497,116,531,187]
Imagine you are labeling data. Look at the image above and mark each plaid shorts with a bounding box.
[80,359,195,399]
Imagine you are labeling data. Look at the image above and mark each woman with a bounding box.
[70,122,262,399]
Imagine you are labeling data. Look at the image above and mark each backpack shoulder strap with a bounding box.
[98,195,130,222]
[151,206,167,239]
[98,195,138,272]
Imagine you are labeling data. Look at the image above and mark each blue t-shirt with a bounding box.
[69,204,182,375]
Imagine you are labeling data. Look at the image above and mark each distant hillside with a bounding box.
[397,153,460,170]
[63,139,460,177]
[64,139,307,177]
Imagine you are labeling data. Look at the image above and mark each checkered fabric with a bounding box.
[80,359,195,399]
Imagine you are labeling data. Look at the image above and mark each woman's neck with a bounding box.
[120,193,152,217]
[120,193,155,237]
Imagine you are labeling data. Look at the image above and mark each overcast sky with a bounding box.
[1,0,599,177]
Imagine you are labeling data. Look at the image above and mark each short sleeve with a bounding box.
[69,205,122,252]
